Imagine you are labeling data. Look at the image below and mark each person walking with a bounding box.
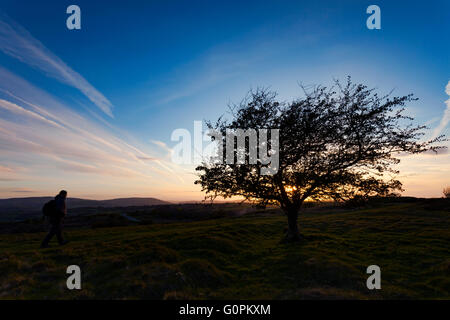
[41,190,69,248]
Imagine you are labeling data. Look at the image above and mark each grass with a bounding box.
[0,201,449,299]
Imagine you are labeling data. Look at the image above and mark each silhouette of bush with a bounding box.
[443,186,450,198]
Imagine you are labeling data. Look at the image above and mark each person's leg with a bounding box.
[55,221,65,244]
[41,224,57,247]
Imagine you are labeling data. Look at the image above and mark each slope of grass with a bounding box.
[0,201,449,299]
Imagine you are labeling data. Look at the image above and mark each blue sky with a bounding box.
[0,0,448,200]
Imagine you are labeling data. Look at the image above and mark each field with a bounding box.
[0,199,449,299]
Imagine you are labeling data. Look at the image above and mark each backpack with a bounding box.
[42,200,56,217]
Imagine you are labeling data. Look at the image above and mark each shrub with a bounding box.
[444,186,450,198]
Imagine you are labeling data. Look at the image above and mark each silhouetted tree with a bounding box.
[444,187,450,198]
[195,78,445,241]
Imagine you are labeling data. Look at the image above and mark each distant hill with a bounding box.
[0,196,170,209]
[0,197,171,222]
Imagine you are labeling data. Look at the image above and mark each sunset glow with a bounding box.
[0,1,448,201]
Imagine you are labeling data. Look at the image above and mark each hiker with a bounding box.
[41,190,69,248]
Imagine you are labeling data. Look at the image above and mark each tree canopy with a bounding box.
[195,78,445,241]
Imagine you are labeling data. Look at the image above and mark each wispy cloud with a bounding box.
[0,12,114,117]
[150,140,172,154]
[0,98,66,130]
[431,80,450,139]
[0,165,13,173]
[10,188,34,193]
[0,67,195,198]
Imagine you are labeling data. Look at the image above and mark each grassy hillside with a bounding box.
[0,200,449,299]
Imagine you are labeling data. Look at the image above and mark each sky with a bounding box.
[0,0,448,200]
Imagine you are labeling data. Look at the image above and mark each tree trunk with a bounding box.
[284,209,301,242]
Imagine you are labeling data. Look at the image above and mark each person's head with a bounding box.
[58,190,67,199]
